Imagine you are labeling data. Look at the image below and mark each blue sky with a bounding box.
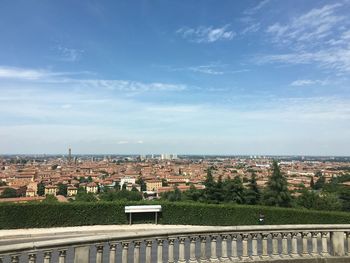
[0,0,349,155]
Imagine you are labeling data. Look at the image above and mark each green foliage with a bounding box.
[262,161,292,207]
[223,176,245,204]
[75,187,97,202]
[57,183,67,196]
[136,177,146,191]
[314,175,326,190]
[1,201,350,229]
[42,194,58,203]
[99,190,142,201]
[161,186,182,202]
[245,174,261,205]
[297,190,342,211]
[160,202,350,226]
[0,188,18,198]
[37,182,45,196]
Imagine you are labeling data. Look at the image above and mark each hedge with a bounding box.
[1,201,350,229]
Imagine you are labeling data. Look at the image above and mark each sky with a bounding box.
[0,0,349,155]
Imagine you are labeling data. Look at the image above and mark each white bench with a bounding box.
[125,205,162,224]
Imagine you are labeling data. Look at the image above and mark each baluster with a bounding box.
[58,249,67,263]
[0,256,2,263]
[290,232,299,257]
[189,236,197,263]
[200,235,207,261]
[281,233,290,258]
[122,242,130,263]
[301,232,310,257]
[321,232,330,257]
[157,239,164,263]
[241,233,250,260]
[109,243,117,263]
[145,240,153,263]
[221,234,228,261]
[251,233,259,260]
[10,255,19,263]
[347,232,350,255]
[134,241,141,263]
[210,235,218,261]
[168,238,175,263]
[311,232,319,256]
[272,233,280,258]
[261,233,269,259]
[96,244,104,263]
[43,251,52,263]
[230,234,239,261]
[178,236,186,263]
[28,253,36,263]
[74,246,90,263]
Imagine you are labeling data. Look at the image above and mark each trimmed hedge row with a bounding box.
[1,201,350,229]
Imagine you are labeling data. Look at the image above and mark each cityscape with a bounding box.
[1,0,350,262]
[1,150,350,210]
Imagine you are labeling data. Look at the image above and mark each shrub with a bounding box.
[0,201,350,229]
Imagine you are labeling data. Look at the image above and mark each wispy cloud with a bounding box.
[176,25,235,43]
[0,66,186,93]
[266,3,345,48]
[257,48,350,73]
[57,46,84,62]
[0,66,50,80]
[244,0,271,15]
[258,3,350,73]
[241,23,261,35]
[160,63,249,76]
[290,79,329,86]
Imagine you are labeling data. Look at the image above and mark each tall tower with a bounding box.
[68,148,72,164]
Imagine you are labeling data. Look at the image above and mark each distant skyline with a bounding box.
[0,0,349,155]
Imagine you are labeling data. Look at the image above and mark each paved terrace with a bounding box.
[0,224,350,262]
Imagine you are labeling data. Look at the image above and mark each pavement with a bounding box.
[0,224,197,246]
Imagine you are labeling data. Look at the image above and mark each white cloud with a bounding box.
[176,25,235,43]
[244,0,271,15]
[241,23,261,35]
[117,141,129,144]
[0,66,48,80]
[257,47,350,73]
[266,3,345,47]
[290,79,329,86]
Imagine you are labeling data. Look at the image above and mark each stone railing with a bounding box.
[0,225,350,262]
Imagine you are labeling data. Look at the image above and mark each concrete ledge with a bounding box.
[250,257,350,263]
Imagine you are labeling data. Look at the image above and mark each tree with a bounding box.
[245,174,261,205]
[262,161,292,207]
[57,183,67,196]
[184,184,202,201]
[37,182,45,196]
[223,176,245,204]
[314,176,326,190]
[203,168,217,202]
[0,188,18,198]
[136,177,146,191]
[75,187,97,202]
[310,177,315,189]
[42,194,58,203]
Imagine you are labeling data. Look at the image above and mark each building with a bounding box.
[67,186,78,197]
[146,180,162,192]
[120,176,136,189]
[45,185,58,196]
[86,182,98,194]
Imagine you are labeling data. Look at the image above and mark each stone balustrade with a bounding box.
[0,225,350,262]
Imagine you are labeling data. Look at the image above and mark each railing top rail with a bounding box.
[1,224,350,254]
